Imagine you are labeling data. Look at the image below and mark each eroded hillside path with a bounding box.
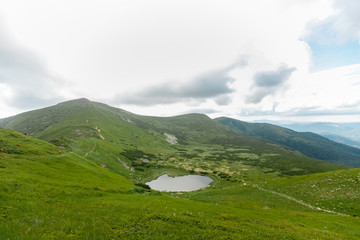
[251,184,351,217]
[95,126,105,140]
[84,126,105,157]
[117,158,134,172]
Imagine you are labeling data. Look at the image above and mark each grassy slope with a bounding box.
[260,168,360,217]
[216,117,360,167]
[0,99,347,178]
[1,128,360,239]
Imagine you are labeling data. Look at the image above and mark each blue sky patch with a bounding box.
[309,41,360,72]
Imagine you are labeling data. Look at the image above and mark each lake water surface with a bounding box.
[146,174,213,192]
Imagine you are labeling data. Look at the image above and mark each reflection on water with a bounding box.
[146,174,213,192]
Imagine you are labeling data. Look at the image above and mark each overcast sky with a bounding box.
[0,0,360,122]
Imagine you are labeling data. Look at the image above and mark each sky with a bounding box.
[0,0,360,122]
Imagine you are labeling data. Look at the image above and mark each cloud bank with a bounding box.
[115,59,247,106]
[246,65,296,104]
[0,26,65,111]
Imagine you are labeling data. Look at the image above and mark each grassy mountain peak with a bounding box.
[0,99,347,178]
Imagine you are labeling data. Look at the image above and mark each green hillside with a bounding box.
[260,168,360,217]
[216,117,360,167]
[1,128,360,239]
[0,98,346,179]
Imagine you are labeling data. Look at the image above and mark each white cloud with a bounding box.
[0,23,68,117]
[305,0,360,44]
[280,64,360,113]
[231,64,360,122]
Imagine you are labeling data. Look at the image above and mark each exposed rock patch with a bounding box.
[164,133,177,145]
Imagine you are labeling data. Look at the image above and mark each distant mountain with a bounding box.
[277,122,360,147]
[216,117,360,167]
[0,98,345,176]
[321,133,360,149]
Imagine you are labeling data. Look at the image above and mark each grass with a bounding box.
[261,168,360,217]
[1,128,360,239]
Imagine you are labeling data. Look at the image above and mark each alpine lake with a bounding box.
[146,174,213,192]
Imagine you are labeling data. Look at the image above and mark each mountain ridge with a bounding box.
[215,116,360,167]
[0,98,346,177]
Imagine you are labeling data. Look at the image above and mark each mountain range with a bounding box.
[216,117,360,167]
[269,121,360,148]
[1,98,359,239]
[0,98,353,174]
